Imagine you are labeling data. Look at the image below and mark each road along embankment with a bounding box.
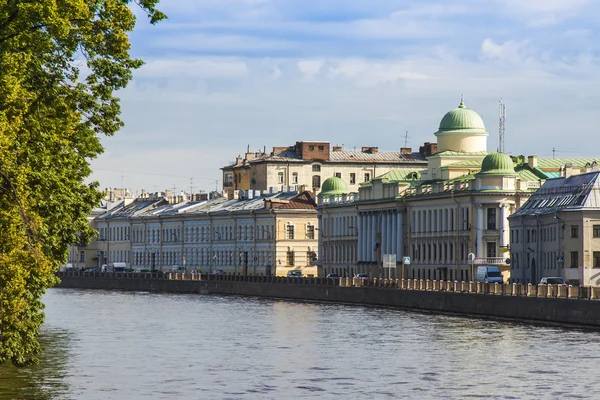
[55,272,600,328]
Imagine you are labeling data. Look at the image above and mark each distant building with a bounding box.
[509,167,600,286]
[221,141,430,197]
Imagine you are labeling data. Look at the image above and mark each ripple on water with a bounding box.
[4,288,599,400]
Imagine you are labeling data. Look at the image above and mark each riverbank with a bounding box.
[55,272,600,328]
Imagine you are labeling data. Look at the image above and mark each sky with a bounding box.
[88,0,600,195]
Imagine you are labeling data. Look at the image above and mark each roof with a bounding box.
[95,199,165,220]
[434,99,489,136]
[477,152,517,176]
[320,176,349,196]
[511,170,600,217]
[430,150,489,157]
[536,158,600,170]
[237,149,427,165]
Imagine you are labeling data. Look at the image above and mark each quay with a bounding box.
[56,272,600,328]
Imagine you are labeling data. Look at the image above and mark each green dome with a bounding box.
[320,176,349,196]
[436,99,488,136]
[477,152,517,176]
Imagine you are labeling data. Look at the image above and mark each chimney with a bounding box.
[400,147,412,155]
[361,147,378,154]
[528,155,538,169]
[332,146,342,152]
[419,142,438,157]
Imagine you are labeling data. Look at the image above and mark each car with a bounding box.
[326,273,340,279]
[539,277,566,285]
[287,270,303,278]
[354,273,369,279]
[211,269,225,275]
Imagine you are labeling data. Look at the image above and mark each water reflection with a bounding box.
[0,328,72,400]
[2,289,600,399]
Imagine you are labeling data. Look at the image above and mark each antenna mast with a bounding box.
[404,131,409,148]
[498,100,506,153]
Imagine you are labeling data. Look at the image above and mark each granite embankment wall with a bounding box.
[55,273,600,328]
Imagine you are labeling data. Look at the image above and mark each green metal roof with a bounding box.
[435,99,489,136]
[320,176,349,196]
[430,150,489,157]
[477,152,517,176]
[445,160,483,168]
[536,158,600,169]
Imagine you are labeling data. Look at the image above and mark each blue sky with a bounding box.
[89,0,600,195]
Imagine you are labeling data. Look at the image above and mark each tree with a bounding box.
[0,0,165,366]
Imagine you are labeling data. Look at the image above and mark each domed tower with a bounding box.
[320,176,349,197]
[475,152,517,190]
[434,98,489,153]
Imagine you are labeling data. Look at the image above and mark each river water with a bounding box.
[1,289,599,399]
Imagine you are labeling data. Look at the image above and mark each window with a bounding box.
[312,165,321,172]
[571,225,579,238]
[594,225,600,238]
[335,172,341,178]
[307,251,316,265]
[79,251,85,262]
[277,171,284,184]
[487,208,496,230]
[287,251,295,266]
[312,175,321,189]
[594,252,600,268]
[306,224,315,239]
[319,146,324,150]
[286,224,295,240]
[486,242,496,258]
[350,173,356,184]
[570,251,579,268]
[292,172,298,184]
[364,173,370,182]
[309,145,315,151]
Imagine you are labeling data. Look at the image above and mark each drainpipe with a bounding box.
[451,191,460,269]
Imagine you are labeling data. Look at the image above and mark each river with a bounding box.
[1,288,599,399]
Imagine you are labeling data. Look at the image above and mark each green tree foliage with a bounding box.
[0,0,165,366]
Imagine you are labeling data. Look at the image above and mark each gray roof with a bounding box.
[511,170,600,217]
[95,199,165,220]
[238,150,427,165]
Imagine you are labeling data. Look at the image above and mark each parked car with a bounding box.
[355,273,369,279]
[287,270,303,278]
[326,273,340,279]
[539,277,566,285]
[211,269,225,275]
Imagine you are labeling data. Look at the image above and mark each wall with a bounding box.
[55,275,600,329]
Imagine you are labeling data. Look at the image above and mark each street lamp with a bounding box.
[468,253,475,282]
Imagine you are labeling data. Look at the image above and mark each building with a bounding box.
[221,141,430,196]
[509,167,600,286]
[318,99,563,282]
[71,189,319,276]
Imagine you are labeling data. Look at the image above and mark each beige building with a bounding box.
[318,99,564,281]
[221,141,431,196]
[509,168,600,286]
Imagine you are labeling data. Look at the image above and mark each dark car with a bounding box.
[539,277,566,285]
[287,270,303,278]
[211,269,225,275]
[355,273,369,279]
[326,273,340,279]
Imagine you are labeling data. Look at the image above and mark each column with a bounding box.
[381,212,387,256]
[387,213,393,253]
[357,213,363,262]
[391,212,397,261]
[318,216,323,266]
[499,203,509,249]
[476,203,484,258]
[370,213,376,262]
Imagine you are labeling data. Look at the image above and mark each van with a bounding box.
[107,262,128,272]
[475,266,503,284]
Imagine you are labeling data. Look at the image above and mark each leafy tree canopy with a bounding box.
[0,0,165,366]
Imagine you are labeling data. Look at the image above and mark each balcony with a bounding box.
[474,257,509,265]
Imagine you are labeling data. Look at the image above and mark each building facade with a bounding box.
[509,168,600,286]
[317,99,561,282]
[221,141,430,196]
